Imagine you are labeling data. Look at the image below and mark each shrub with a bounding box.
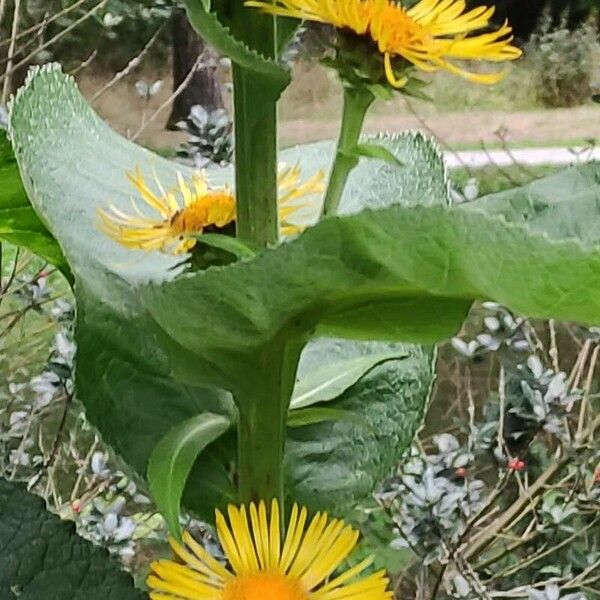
[526,14,600,108]
[373,303,600,599]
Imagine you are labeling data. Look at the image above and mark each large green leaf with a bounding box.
[0,133,71,280]
[71,256,239,518]
[0,479,145,600]
[142,197,600,392]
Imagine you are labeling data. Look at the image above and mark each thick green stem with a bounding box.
[230,5,280,248]
[236,394,285,504]
[322,87,374,218]
[232,66,279,248]
[229,8,288,504]
[236,340,303,505]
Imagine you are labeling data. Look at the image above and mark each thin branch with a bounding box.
[403,96,474,177]
[2,0,22,103]
[70,436,98,501]
[548,319,559,372]
[496,365,507,459]
[567,339,591,392]
[463,450,566,560]
[478,141,522,186]
[28,388,73,490]
[485,517,600,584]
[92,24,165,102]
[494,126,538,180]
[0,0,9,29]
[0,0,90,49]
[0,0,108,84]
[576,343,598,439]
[0,246,20,301]
[68,50,98,76]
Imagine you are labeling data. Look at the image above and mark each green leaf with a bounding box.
[73,269,238,520]
[354,142,404,167]
[148,413,231,539]
[286,341,436,513]
[464,163,600,242]
[183,0,290,93]
[195,232,257,259]
[0,132,71,280]
[0,479,144,600]
[290,349,408,409]
[287,406,367,427]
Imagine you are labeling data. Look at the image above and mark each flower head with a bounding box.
[247,0,522,88]
[147,499,392,600]
[98,165,324,254]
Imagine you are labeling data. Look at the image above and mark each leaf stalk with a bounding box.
[322,86,375,217]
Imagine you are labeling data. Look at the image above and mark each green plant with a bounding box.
[1,1,600,598]
[526,15,600,108]
[26,0,172,69]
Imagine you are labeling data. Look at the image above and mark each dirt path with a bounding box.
[445,146,600,169]
[280,106,600,148]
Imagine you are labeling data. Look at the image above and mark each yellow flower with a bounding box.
[148,500,392,600]
[246,0,522,87]
[98,165,324,254]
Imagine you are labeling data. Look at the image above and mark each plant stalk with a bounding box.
[236,339,303,505]
[232,65,279,248]
[322,87,374,217]
[228,8,293,505]
[230,5,280,248]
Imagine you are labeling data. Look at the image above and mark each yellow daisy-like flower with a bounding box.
[247,0,522,87]
[98,165,324,255]
[147,500,392,600]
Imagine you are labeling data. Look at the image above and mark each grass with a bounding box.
[279,61,540,123]
[449,164,559,196]
[438,137,598,151]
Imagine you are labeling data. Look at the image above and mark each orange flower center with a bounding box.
[170,191,236,234]
[221,573,309,600]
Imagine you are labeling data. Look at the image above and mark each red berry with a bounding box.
[455,467,467,478]
[508,458,526,471]
[71,500,81,513]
